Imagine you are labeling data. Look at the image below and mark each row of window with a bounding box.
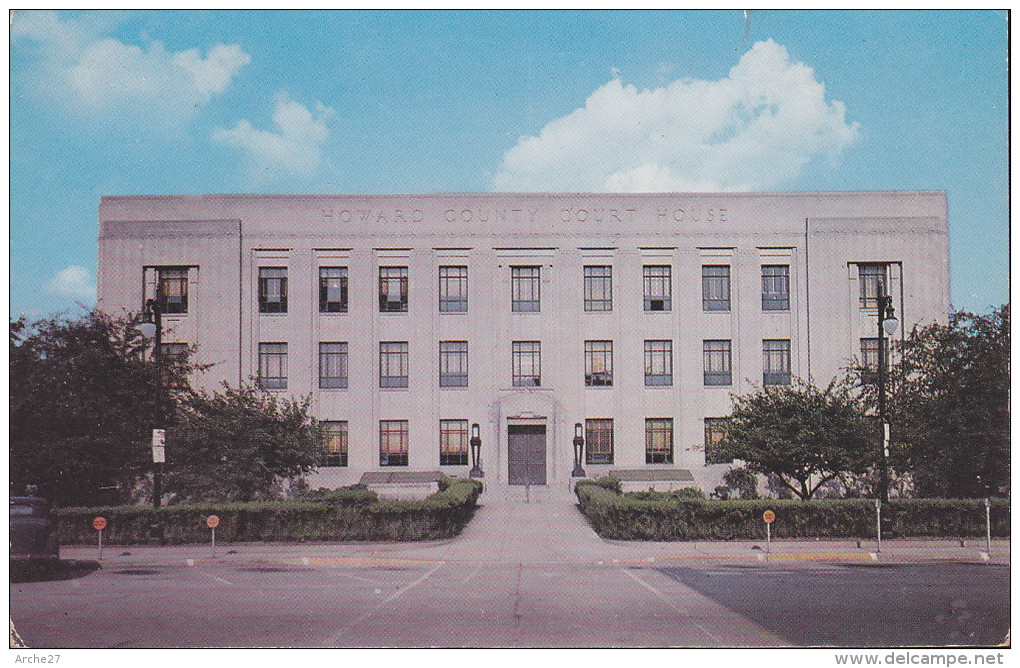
[255,339,797,390]
[152,263,892,316]
[318,417,733,468]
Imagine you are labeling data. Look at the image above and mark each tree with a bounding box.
[721,379,875,500]
[163,384,320,503]
[10,310,195,506]
[882,305,1009,498]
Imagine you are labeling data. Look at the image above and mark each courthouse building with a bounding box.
[97,192,949,492]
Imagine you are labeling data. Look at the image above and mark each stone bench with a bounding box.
[359,471,444,500]
[609,468,696,493]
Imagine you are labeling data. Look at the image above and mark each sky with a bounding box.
[9,10,1009,318]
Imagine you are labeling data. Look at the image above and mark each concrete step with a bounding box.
[481,483,578,504]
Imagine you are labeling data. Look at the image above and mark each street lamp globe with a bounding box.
[883,312,899,336]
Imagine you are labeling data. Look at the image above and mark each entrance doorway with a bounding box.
[507,424,547,485]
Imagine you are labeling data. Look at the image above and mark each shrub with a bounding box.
[575,485,1010,541]
[56,478,484,545]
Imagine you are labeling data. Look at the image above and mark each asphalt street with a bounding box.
[9,492,1011,648]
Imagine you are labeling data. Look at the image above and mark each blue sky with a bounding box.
[9,10,1008,317]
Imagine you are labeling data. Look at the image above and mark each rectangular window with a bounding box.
[644,340,673,387]
[704,417,732,465]
[858,263,888,308]
[512,341,541,387]
[439,341,469,388]
[157,268,189,314]
[379,342,409,388]
[319,342,348,389]
[584,340,613,386]
[439,266,468,312]
[258,267,288,314]
[643,265,672,311]
[583,265,612,311]
[319,267,348,313]
[645,418,674,464]
[703,340,732,386]
[321,421,348,467]
[762,265,790,311]
[511,266,541,312]
[702,265,731,311]
[860,337,887,383]
[160,342,189,387]
[585,418,614,465]
[379,420,409,467]
[258,343,288,389]
[379,266,408,313]
[763,339,792,386]
[439,419,470,466]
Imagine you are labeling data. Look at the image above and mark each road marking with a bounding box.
[617,566,722,644]
[325,561,446,645]
[195,569,233,585]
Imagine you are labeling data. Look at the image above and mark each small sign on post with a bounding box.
[207,515,220,557]
[152,429,166,464]
[93,516,107,560]
[763,510,776,554]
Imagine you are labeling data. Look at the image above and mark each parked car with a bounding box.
[10,496,60,571]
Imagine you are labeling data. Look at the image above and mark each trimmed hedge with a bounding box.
[57,478,484,545]
[574,481,1010,541]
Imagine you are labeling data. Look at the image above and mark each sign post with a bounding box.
[984,497,992,554]
[207,515,220,558]
[763,510,776,554]
[875,499,882,553]
[93,516,107,560]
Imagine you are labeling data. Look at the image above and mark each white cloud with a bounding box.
[11,10,249,121]
[213,93,335,178]
[492,40,860,193]
[45,265,96,302]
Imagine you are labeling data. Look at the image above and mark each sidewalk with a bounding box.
[59,494,1011,569]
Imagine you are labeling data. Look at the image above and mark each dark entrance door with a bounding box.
[507,425,547,485]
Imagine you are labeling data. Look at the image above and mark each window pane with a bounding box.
[859,263,888,308]
[439,266,468,312]
[511,266,541,312]
[440,419,469,466]
[319,267,348,313]
[379,267,408,312]
[512,341,541,386]
[258,342,287,389]
[644,340,673,386]
[645,418,673,464]
[585,418,614,464]
[440,341,469,387]
[703,340,732,386]
[704,418,732,464]
[380,420,409,466]
[380,342,409,388]
[643,266,671,311]
[319,342,348,389]
[259,267,288,313]
[321,421,348,467]
[762,265,790,311]
[584,265,612,311]
[158,268,189,314]
[763,339,791,385]
[702,265,730,311]
[584,340,613,386]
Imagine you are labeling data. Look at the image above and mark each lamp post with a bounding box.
[469,423,484,478]
[572,422,585,478]
[876,292,899,503]
[139,298,165,516]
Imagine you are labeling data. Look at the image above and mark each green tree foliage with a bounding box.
[10,311,193,506]
[884,305,1010,498]
[721,379,875,500]
[165,384,321,503]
